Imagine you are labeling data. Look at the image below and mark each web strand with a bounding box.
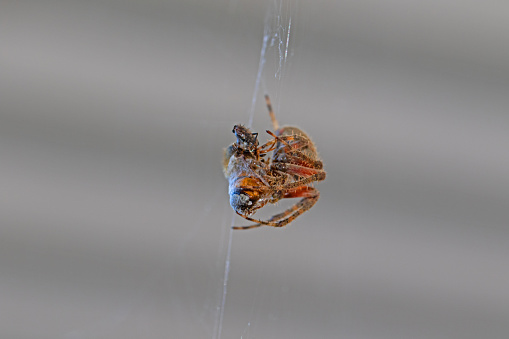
[212,215,234,339]
[214,1,295,338]
[213,11,272,338]
[248,8,271,128]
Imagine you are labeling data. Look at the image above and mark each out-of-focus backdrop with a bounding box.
[1,1,509,338]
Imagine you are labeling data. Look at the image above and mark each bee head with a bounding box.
[229,185,261,216]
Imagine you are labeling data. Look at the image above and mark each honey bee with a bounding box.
[223,95,326,229]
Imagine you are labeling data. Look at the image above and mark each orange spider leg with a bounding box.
[258,138,278,154]
[259,131,298,156]
[266,130,291,147]
[276,153,324,171]
[282,185,317,198]
[268,132,310,150]
[273,163,326,183]
[266,130,311,154]
[232,186,319,230]
[262,128,306,153]
[265,94,279,131]
[267,131,323,169]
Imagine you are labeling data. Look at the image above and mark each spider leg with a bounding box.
[275,152,323,171]
[266,130,292,148]
[271,133,311,149]
[232,186,319,229]
[272,163,326,185]
[232,212,264,230]
[265,94,279,131]
[256,131,294,159]
[266,131,310,153]
[258,138,278,154]
[267,132,323,169]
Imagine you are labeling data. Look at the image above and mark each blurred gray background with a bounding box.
[1,0,509,338]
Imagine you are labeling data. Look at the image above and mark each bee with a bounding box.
[223,95,326,229]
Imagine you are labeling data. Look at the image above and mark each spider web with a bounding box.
[213,1,297,338]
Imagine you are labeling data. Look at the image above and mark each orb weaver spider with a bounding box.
[222,95,326,230]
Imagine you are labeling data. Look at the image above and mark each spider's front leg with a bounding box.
[232,186,319,229]
[257,137,278,155]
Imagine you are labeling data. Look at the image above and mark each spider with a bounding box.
[222,95,326,230]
